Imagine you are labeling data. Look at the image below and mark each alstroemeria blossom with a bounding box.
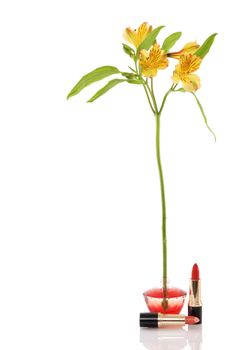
[172,53,202,92]
[139,43,169,78]
[168,42,200,59]
[123,22,152,48]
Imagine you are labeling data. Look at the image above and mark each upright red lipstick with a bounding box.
[188,263,202,324]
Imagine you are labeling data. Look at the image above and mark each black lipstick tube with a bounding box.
[140,313,188,328]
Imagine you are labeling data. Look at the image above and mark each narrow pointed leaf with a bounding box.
[162,32,182,52]
[87,79,127,102]
[195,33,217,58]
[136,26,165,55]
[126,79,143,85]
[67,66,120,99]
[174,88,186,92]
[191,92,216,142]
[87,78,143,103]
[121,72,138,79]
[128,66,137,73]
[122,43,135,57]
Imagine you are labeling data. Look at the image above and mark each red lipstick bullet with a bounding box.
[188,263,202,324]
[192,263,200,280]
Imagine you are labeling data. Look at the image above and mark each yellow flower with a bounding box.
[123,22,152,48]
[139,43,169,78]
[168,42,200,59]
[172,53,202,92]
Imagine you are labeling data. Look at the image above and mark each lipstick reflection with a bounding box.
[140,325,202,350]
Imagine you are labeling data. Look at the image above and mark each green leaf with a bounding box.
[67,66,120,99]
[87,78,143,103]
[174,88,186,92]
[126,79,143,85]
[87,79,127,102]
[122,43,135,57]
[121,72,137,79]
[195,33,217,58]
[136,26,165,55]
[128,66,137,73]
[162,32,182,52]
[191,92,216,142]
[121,72,142,84]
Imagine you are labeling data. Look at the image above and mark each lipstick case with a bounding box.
[188,279,202,324]
[140,313,188,328]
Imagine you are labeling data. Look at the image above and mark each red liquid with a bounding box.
[144,287,186,314]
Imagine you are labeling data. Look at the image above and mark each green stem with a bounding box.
[136,68,171,308]
[149,80,167,295]
[147,78,169,305]
[151,83,173,308]
[143,83,156,114]
[159,84,174,115]
[134,62,155,114]
[155,113,167,300]
[150,78,159,115]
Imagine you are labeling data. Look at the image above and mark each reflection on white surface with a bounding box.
[187,325,202,350]
[140,325,202,350]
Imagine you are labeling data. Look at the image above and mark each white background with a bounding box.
[0,0,232,349]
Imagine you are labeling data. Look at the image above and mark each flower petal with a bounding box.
[123,28,137,47]
[188,55,202,73]
[180,54,202,73]
[139,43,169,78]
[183,41,200,53]
[158,54,169,69]
[123,22,152,48]
[182,74,201,92]
[172,70,180,84]
[139,49,149,62]
[137,22,153,47]
[141,67,158,78]
[168,41,200,59]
